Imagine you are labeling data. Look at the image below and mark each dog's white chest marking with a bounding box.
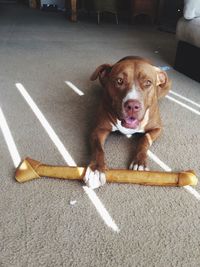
[112,120,144,135]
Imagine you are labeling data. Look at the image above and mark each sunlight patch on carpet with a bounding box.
[16,82,76,166]
[169,91,200,108]
[166,95,200,115]
[0,107,21,168]
[16,82,119,232]
[83,186,120,232]
[65,81,84,96]
[148,150,200,201]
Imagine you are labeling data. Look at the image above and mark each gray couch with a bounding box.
[174,1,200,82]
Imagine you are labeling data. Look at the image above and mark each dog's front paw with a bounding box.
[129,153,149,171]
[129,162,149,171]
[83,166,106,189]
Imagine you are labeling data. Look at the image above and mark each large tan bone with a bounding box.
[15,157,198,187]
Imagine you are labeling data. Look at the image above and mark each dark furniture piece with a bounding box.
[131,0,158,23]
[174,17,200,82]
[83,0,119,24]
[175,41,200,82]
[68,0,119,23]
[157,0,183,33]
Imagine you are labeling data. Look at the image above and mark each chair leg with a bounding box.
[115,13,119,24]
[97,11,100,24]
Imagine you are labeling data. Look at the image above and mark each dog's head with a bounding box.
[91,56,171,129]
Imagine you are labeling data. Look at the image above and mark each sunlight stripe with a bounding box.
[16,82,119,232]
[159,66,200,110]
[147,150,171,172]
[0,107,21,168]
[83,186,120,232]
[65,81,84,96]
[166,95,200,115]
[16,83,76,166]
[148,150,200,200]
[169,91,200,108]
[184,186,200,200]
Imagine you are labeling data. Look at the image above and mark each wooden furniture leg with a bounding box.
[70,0,77,22]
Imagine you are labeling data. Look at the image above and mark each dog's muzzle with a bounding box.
[121,99,142,129]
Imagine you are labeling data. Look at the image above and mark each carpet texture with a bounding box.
[0,4,200,267]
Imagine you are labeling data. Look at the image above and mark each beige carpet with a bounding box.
[0,4,200,267]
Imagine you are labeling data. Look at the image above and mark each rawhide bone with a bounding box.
[15,157,198,186]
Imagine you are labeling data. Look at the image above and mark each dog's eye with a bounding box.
[116,78,123,85]
[143,80,152,88]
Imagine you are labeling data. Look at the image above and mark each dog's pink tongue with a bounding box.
[122,117,139,129]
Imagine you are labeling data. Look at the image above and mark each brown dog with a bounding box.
[84,56,171,189]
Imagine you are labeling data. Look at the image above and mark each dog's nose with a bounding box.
[124,100,141,113]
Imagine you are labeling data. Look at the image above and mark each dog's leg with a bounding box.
[84,128,110,189]
[129,128,162,171]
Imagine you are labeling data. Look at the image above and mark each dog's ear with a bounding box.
[155,67,171,99]
[90,64,112,86]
